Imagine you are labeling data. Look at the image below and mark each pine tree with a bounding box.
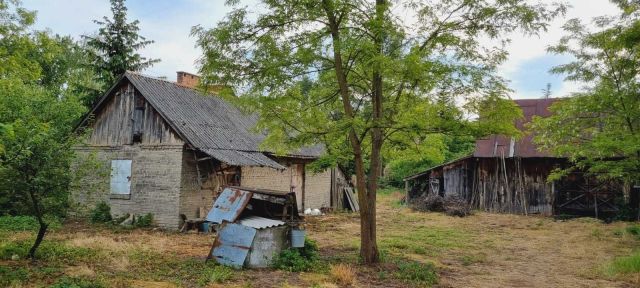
[85,0,159,93]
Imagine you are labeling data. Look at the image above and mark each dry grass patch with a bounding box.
[330,263,357,286]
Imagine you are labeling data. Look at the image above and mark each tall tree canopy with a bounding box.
[194,0,564,263]
[84,0,159,98]
[0,0,88,260]
[532,0,640,183]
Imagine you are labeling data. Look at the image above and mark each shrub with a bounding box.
[395,260,438,286]
[330,264,356,286]
[273,238,319,272]
[90,202,112,223]
[133,213,153,228]
[626,225,640,240]
[0,215,62,231]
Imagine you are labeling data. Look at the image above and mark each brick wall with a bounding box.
[73,145,184,229]
[304,168,332,209]
[241,165,304,209]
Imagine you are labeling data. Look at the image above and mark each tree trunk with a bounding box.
[322,0,380,264]
[27,188,47,261]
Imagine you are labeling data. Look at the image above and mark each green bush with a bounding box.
[133,213,153,228]
[396,260,438,286]
[90,202,112,223]
[626,225,640,239]
[273,238,319,272]
[0,215,62,231]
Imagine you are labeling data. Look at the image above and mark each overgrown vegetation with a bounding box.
[395,260,438,286]
[90,202,112,223]
[133,213,153,228]
[273,238,320,272]
[0,215,62,231]
[604,251,640,277]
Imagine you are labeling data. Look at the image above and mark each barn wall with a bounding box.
[72,145,184,229]
[304,168,332,210]
[240,164,305,210]
[86,82,182,146]
[179,150,218,220]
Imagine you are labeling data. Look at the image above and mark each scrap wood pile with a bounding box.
[410,193,472,217]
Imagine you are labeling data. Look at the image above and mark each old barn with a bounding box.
[404,98,630,217]
[73,71,351,229]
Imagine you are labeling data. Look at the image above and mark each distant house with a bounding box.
[73,71,351,229]
[404,98,630,217]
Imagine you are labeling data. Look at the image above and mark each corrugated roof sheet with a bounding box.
[206,187,253,224]
[238,216,286,229]
[120,72,323,168]
[474,98,558,158]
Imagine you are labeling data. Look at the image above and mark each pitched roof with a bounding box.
[81,72,323,169]
[474,98,558,158]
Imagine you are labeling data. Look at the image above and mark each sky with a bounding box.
[22,0,620,99]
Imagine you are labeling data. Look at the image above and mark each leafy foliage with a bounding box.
[90,201,113,223]
[194,0,563,263]
[133,213,153,228]
[531,2,640,182]
[272,238,319,272]
[84,0,159,97]
[0,0,90,259]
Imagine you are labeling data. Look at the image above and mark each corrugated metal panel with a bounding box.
[238,216,286,229]
[118,72,324,168]
[474,98,558,158]
[201,149,285,170]
[206,187,253,224]
[210,223,256,268]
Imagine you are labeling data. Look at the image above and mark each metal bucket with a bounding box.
[290,229,305,248]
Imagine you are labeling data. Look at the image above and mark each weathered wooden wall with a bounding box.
[87,82,183,146]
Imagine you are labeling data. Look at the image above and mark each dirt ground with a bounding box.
[2,190,639,287]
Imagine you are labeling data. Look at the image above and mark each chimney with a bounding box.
[176,71,200,89]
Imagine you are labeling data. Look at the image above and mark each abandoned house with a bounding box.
[73,71,351,229]
[404,98,631,217]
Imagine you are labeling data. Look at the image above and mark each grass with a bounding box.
[329,264,356,286]
[604,251,640,276]
[1,191,639,287]
[0,215,62,231]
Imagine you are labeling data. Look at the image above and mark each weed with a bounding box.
[626,225,640,240]
[0,266,29,286]
[395,260,438,286]
[0,215,62,231]
[0,238,95,263]
[460,253,487,266]
[50,276,106,288]
[273,238,319,272]
[604,251,640,276]
[90,202,112,223]
[329,264,356,286]
[133,213,154,228]
[197,262,234,285]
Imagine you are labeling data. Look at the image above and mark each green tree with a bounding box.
[84,0,159,97]
[531,0,640,183]
[0,0,87,260]
[193,0,563,263]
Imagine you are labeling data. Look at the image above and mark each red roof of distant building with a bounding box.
[474,98,558,158]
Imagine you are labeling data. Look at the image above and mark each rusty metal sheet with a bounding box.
[210,223,256,268]
[206,187,253,224]
[474,98,558,158]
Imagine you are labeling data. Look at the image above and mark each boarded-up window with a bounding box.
[132,93,145,143]
[110,160,132,195]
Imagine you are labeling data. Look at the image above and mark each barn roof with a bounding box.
[474,98,558,158]
[80,72,323,169]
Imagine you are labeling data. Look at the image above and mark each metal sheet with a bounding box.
[210,223,256,268]
[238,216,285,229]
[206,187,253,224]
[110,160,132,194]
[474,98,558,158]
